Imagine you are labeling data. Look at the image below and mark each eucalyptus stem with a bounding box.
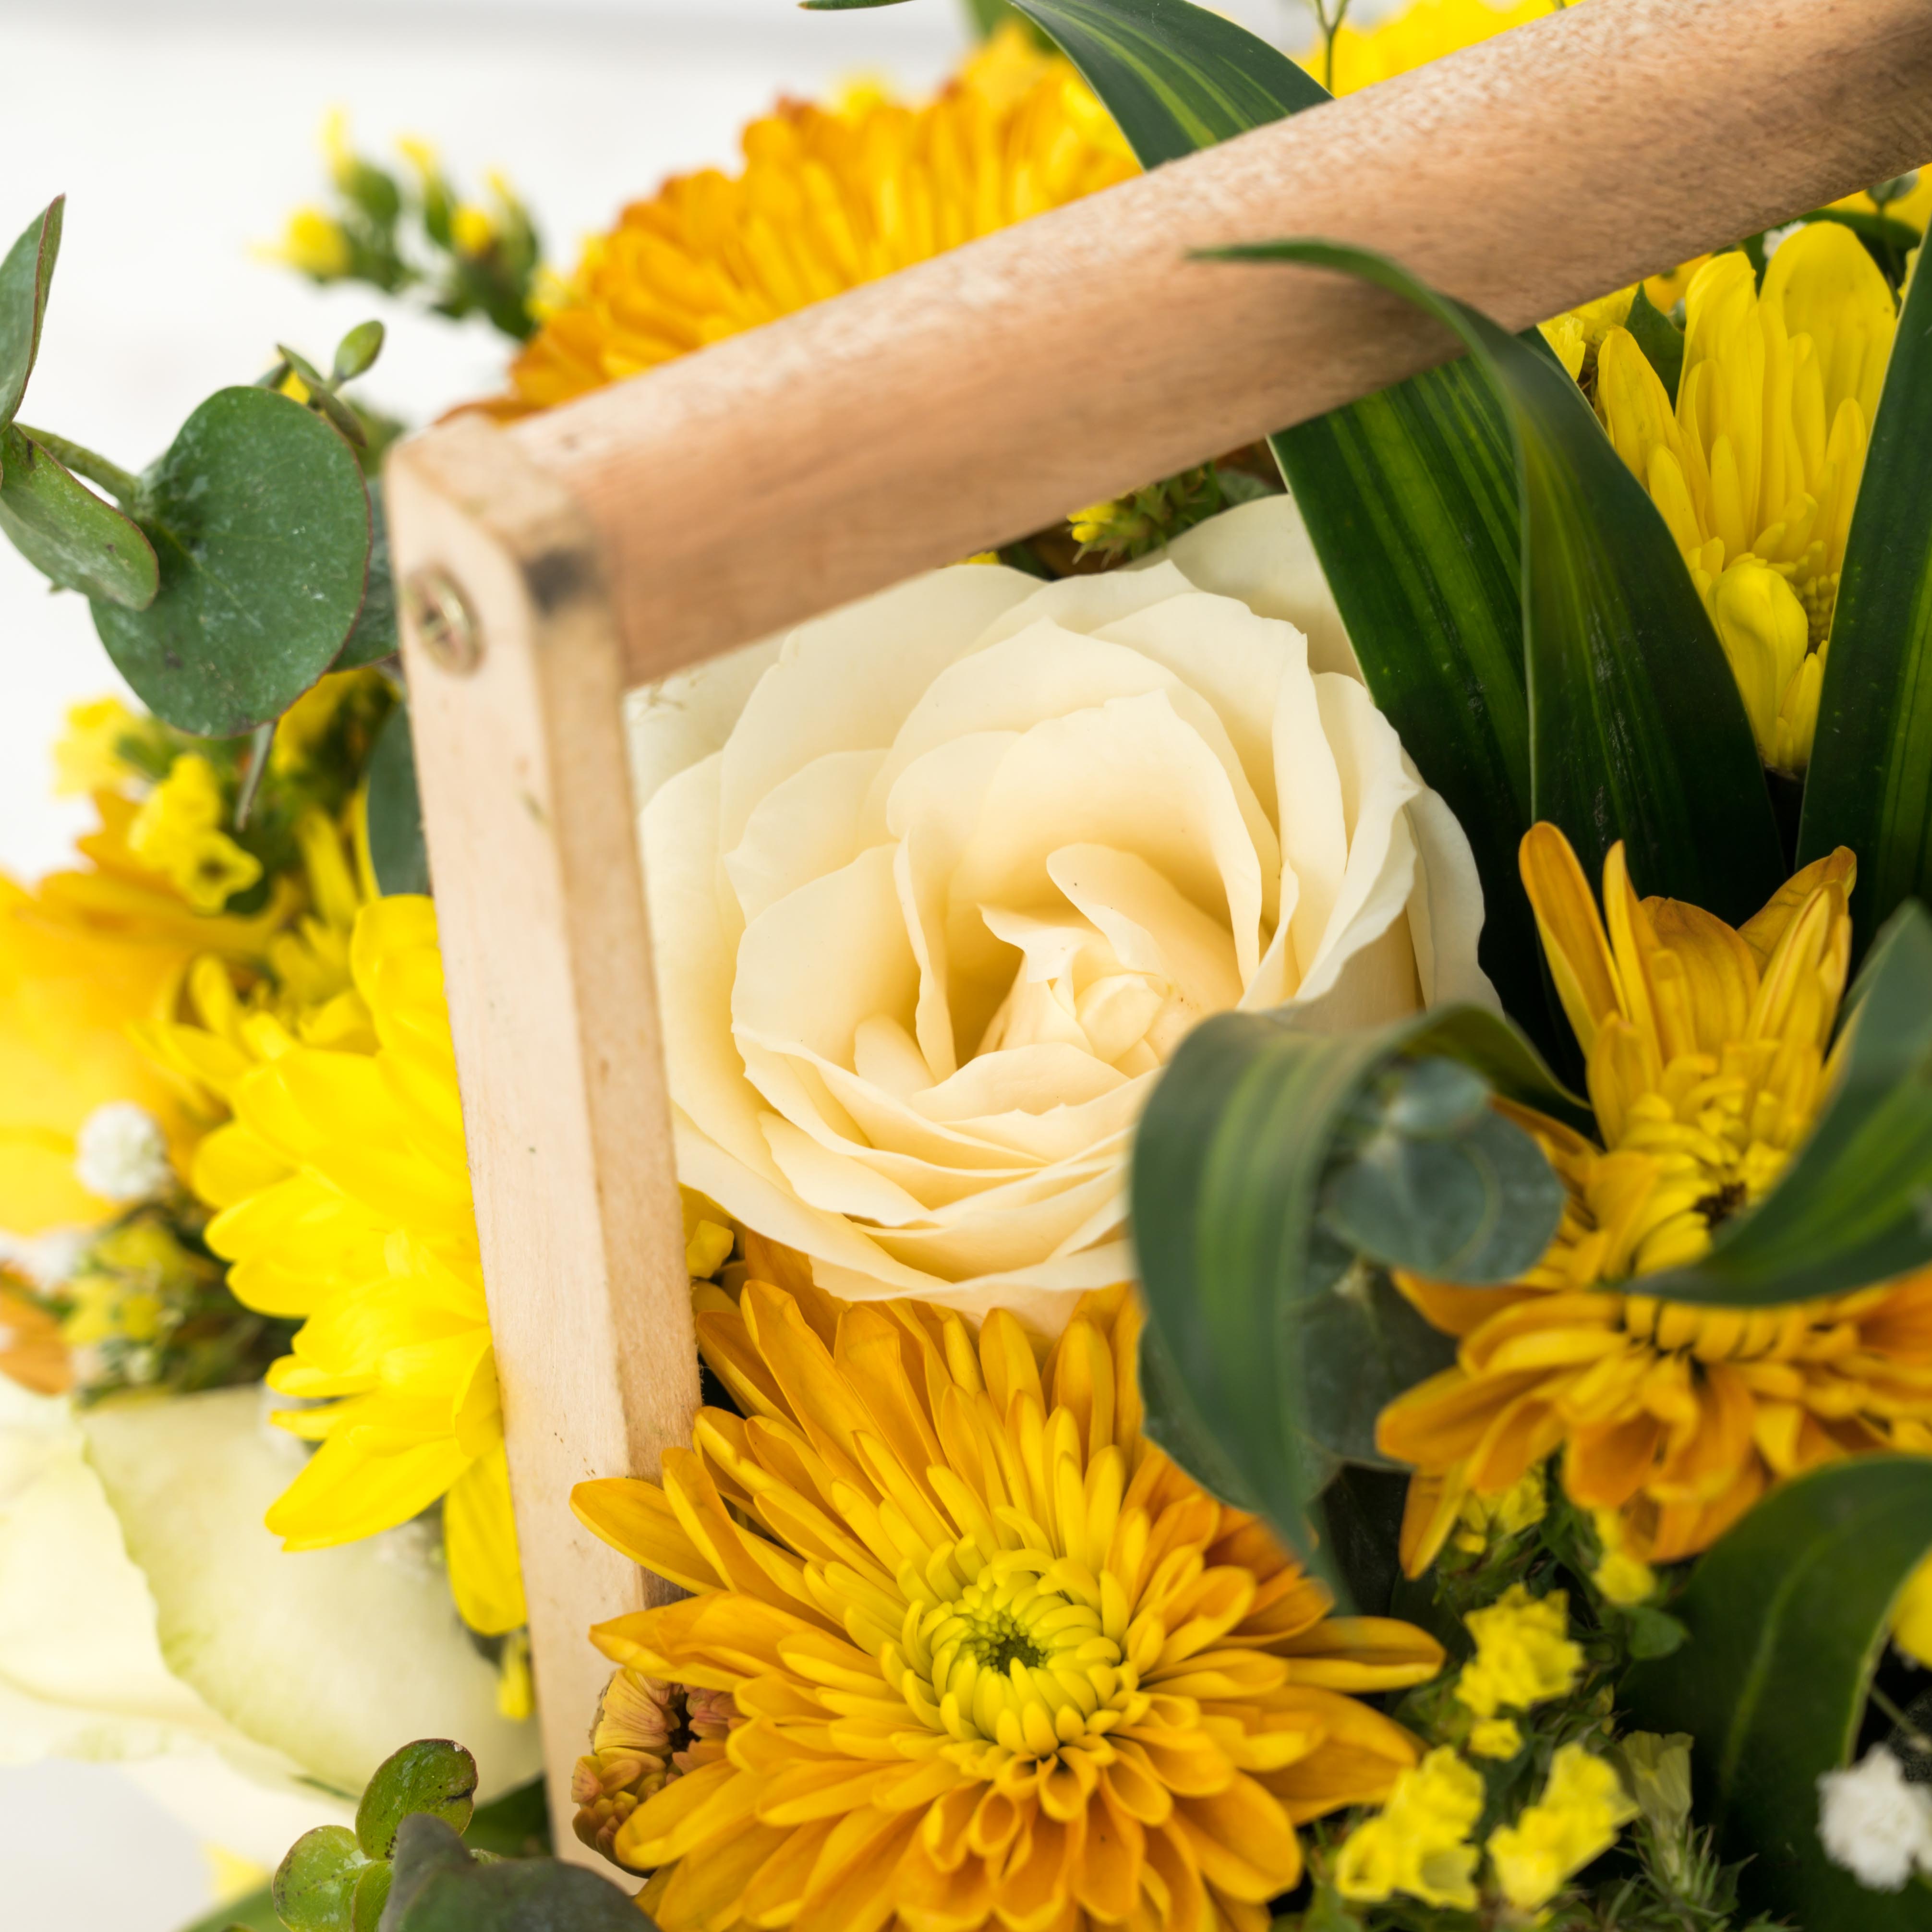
[1868,1682,1932,1753]
[1310,0,1352,93]
[234,721,275,831]
[15,424,140,505]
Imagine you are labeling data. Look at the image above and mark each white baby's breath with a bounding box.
[1818,1746,1932,1891]
[73,1101,173,1204]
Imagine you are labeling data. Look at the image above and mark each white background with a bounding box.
[0,0,1381,1924]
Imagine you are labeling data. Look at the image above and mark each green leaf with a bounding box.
[1630,900,1932,1306]
[377,1816,473,1932]
[337,475,398,666]
[1270,369,1552,1056]
[366,702,431,895]
[1622,1457,1932,1927]
[351,1865,394,1932]
[1008,0,1323,165]
[0,423,157,605]
[333,319,386,385]
[0,196,60,433]
[1624,283,1684,402]
[1130,1002,1571,1581]
[1797,235,1932,956]
[1137,1319,1266,1514]
[1217,242,1785,927]
[380,1818,647,1932]
[356,1739,477,1861]
[799,0,912,8]
[92,386,372,736]
[273,1825,367,1932]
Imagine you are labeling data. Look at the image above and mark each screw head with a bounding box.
[404,565,483,676]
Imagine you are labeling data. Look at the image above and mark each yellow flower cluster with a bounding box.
[1595,223,1897,772]
[1335,1747,1485,1909]
[126,754,263,916]
[1449,1464,1546,1556]
[1489,1745,1639,1910]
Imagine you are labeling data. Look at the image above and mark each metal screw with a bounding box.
[404,565,483,676]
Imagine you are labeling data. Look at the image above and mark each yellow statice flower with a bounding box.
[52,697,148,798]
[266,207,352,279]
[1468,1717,1522,1761]
[1449,1463,1546,1554]
[503,24,1134,411]
[1381,824,1932,1570]
[1595,223,1897,771]
[1487,1744,1638,1910]
[127,754,263,915]
[1590,1508,1658,1606]
[1455,1585,1582,1721]
[574,1274,1443,1930]
[156,894,524,1636]
[1334,1747,1485,1911]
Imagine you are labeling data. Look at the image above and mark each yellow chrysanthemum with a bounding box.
[127,754,264,915]
[573,1270,1444,1931]
[146,893,526,1637]
[1379,824,1932,1572]
[1595,223,1898,772]
[503,24,1134,411]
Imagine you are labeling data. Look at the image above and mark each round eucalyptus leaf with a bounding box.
[366,700,430,894]
[0,423,157,606]
[91,386,371,736]
[273,1824,366,1932]
[389,1858,653,1932]
[0,197,60,432]
[356,1739,477,1860]
[336,474,398,667]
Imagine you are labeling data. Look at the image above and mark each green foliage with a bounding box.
[92,387,372,737]
[1628,903,1932,1306]
[0,195,60,431]
[365,703,431,896]
[355,1739,477,1861]
[0,421,157,605]
[1217,241,1786,930]
[337,476,399,667]
[380,1815,647,1931]
[1625,1459,1932,1927]
[1131,1004,1570,1582]
[1623,284,1685,401]
[1798,239,1932,955]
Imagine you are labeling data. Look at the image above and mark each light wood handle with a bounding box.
[501,0,1932,688]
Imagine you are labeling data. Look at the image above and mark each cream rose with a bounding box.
[633,497,1492,1331]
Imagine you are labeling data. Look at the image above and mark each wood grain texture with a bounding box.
[386,415,698,1863]
[492,0,1932,687]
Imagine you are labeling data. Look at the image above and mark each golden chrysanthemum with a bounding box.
[574,1264,1444,1932]
[505,25,1134,412]
[1380,824,1932,1571]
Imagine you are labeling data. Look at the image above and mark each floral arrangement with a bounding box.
[5,1,1932,1929]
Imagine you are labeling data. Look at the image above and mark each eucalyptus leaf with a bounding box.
[1623,1457,1932,1927]
[1624,283,1684,401]
[1216,241,1785,926]
[1631,901,1932,1306]
[273,1824,368,1932]
[377,1815,473,1932]
[336,475,398,666]
[92,386,371,736]
[333,319,386,384]
[0,423,157,606]
[1798,233,1932,956]
[379,1816,647,1932]
[0,196,60,434]
[366,702,431,895]
[1131,1001,1572,1579]
[356,1739,477,1861]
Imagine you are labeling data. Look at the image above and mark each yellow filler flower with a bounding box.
[1595,223,1898,772]
[1379,824,1932,1571]
[574,1273,1444,1931]
[1486,1744,1637,1911]
[503,25,1135,411]
[158,895,526,1637]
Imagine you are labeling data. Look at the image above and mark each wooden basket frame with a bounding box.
[384,0,1932,1853]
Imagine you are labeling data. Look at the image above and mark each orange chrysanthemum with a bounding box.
[574,1261,1443,1932]
[1380,824,1932,1572]
[504,26,1135,412]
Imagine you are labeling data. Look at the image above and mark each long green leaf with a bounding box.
[1270,373,1547,1047]
[1798,239,1932,957]
[1632,901,1932,1306]
[1623,1458,1932,1927]
[1011,0,1323,163]
[1131,1002,1571,1581]
[0,423,157,607]
[0,197,60,435]
[1218,242,1786,927]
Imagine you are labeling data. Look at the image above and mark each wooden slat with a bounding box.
[387,419,697,1862]
[386,0,1932,1836]
[504,0,1932,688]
